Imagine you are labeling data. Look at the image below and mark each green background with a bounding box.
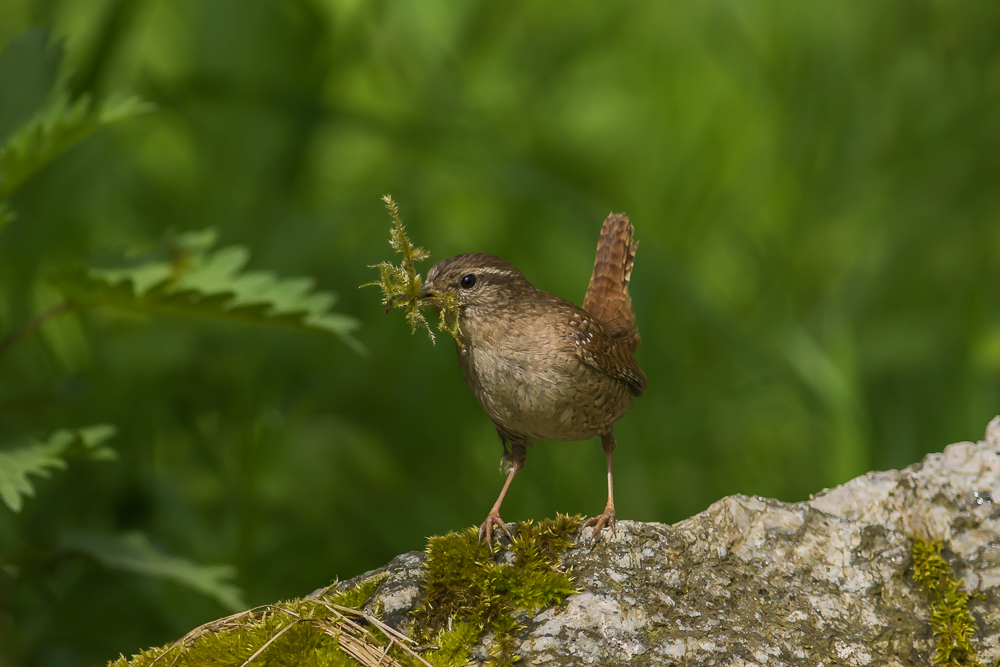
[1,0,999,665]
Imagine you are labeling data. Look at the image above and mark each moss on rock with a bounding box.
[109,516,582,667]
[416,514,581,666]
[911,537,988,667]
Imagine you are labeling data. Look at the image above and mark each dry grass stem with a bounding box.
[238,619,301,667]
[148,606,274,667]
[139,595,431,667]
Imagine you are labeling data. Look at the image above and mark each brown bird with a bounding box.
[418,213,646,548]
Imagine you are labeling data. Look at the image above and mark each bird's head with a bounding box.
[417,253,534,315]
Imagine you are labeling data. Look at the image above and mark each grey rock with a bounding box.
[327,417,1000,666]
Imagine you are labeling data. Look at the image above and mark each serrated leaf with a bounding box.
[0,91,152,201]
[60,530,246,612]
[0,424,118,512]
[47,228,364,353]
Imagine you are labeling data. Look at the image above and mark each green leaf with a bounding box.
[60,530,246,612]
[0,424,118,512]
[0,91,152,202]
[48,228,364,353]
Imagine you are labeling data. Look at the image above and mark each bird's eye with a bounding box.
[460,274,477,289]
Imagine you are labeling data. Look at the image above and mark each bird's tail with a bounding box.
[583,213,640,353]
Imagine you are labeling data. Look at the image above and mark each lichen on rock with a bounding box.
[338,418,1000,666]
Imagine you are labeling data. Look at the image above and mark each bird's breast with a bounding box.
[457,336,633,442]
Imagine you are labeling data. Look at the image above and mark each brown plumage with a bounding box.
[583,213,640,354]
[418,213,645,548]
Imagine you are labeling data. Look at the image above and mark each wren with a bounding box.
[418,213,646,548]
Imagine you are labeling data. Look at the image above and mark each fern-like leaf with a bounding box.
[60,530,245,612]
[0,92,152,202]
[0,424,118,512]
[48,228,364,353]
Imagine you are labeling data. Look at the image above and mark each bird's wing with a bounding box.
[567,309,647,397]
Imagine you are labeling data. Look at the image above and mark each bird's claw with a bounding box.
[582,509,617,546]
[478,511,513,551]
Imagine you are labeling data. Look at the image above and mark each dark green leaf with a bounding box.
[61,530,246,612]
[0,424,118,512]
[0,92,152,202]
[48,228,364,352]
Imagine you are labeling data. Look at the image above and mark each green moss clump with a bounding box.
[417,514,582,666]
[362,195,461,346]
[911,538,985,667]
[107,574,424,667]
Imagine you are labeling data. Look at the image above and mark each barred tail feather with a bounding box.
[583,213,640,353]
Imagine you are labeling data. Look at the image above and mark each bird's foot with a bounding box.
[478,510,513,551]
[582,507,616,545]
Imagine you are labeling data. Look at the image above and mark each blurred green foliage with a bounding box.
[0,0,998,665]
[0,424,117,512]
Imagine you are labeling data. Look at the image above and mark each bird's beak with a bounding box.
[385,283,439,314]
[416,282,438,304]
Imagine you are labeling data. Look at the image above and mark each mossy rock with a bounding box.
[110,420,1000,666]
[110,516,582,667]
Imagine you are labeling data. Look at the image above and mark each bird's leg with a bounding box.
[479,465,517,550]
[479,432,527,550]
[583,431,617,543]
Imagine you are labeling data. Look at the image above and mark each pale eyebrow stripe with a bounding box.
[473,267,518,278]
